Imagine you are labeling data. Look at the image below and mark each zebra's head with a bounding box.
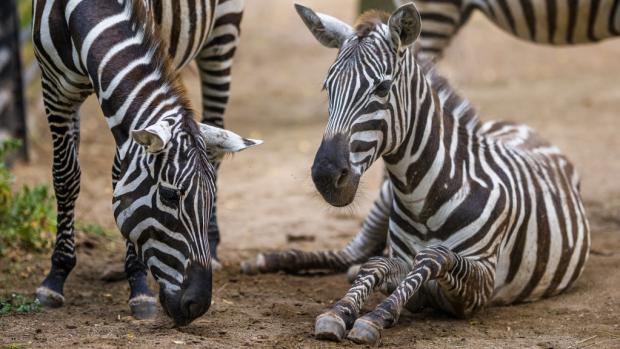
[296,3,421,206]
[114,116,260,325]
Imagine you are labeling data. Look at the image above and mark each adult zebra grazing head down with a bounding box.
[32,0,259,325]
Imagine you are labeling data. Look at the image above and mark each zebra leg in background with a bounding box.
[314,257,411,341]
[346,246,495,344]
[240,179,392,275]
[112,150,157,319]
[36,101,83,307]
[195,0,245,267]
[393,0,475,61]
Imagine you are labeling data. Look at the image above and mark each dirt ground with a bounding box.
[2,1,620,348]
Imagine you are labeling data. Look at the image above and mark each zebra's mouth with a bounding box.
[317,175,360,207]
[158,262,212,326]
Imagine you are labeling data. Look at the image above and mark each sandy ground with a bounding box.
[2,1,620,348]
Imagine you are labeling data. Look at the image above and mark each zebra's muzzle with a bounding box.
[159,262,212,326]
[312,134,360,207]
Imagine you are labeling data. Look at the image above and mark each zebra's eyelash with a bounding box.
[159,186,181,203]
[373,79,392,95]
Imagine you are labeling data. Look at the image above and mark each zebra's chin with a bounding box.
[158,262,213,326]
[316,176,360,207]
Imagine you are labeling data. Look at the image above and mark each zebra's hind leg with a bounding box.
[241,178,392,275]
[195,0,244,269]
[314,257,410,342]
[347,246,495,345]
[36,104,83,308]
[124,240,157,319]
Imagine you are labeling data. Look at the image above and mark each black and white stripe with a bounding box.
[244,3,590,344]
[32,0,259,325]
[394,0,620,60]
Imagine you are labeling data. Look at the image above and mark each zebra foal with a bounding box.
[243,3,590,344]
[32,0,259,325]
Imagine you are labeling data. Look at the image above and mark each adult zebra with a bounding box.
[243,3,590,344]
[394,0,620,60]
[32,0,260,325]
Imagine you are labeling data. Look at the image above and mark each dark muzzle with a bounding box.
[311,134,360,207]
[159,262,212,326]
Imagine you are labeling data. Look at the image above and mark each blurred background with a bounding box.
[1,1,619,348]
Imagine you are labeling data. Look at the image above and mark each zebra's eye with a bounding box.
[159,186,180,205]
[374,80,391,97]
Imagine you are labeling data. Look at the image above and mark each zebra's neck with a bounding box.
[65,0,192,149]
[383,54,481,218]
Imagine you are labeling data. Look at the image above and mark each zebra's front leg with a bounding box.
[347,246,495,345]
[124,240,157,319]
[314,257,410,341]
[36,110,82,308]
[111,150,157,319]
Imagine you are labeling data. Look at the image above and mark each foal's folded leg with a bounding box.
[314,257,411,341]
[347,246,496,344]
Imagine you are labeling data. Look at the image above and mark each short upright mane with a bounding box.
[355,10,389,38]
[417,54,481,128]
[127,1,206,154]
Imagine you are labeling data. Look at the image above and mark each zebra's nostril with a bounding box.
[335,168,349,188]
[183,300,197,318]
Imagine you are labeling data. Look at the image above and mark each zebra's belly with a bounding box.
[480,0,620,44]
[491,203,590,304]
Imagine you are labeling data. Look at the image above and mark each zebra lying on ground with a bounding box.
[243,3,590,344]
[394,0,620,60]
[32,0,259,325]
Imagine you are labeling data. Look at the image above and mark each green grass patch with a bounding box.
[2,344,27,349]
[17,0,32,29]
[76,222,114,238]
[0,140,56,252]
[0,293,41,315]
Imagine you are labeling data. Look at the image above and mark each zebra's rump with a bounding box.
[482,121,591,305]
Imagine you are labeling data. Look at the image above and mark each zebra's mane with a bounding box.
[126,0,209,163]
[416,54,481,128]
[355,10,390,38]
[354,10,480,128]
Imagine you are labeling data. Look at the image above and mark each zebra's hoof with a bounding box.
[347,318,381,345]
[212,258,223,271]
[129,295,158,320]
[315,313,346,342]
[240,254,266,275]
[35,286,64,308]
[346,264,362,283]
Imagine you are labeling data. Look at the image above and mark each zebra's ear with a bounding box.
[199,124,263,159]
[132,122,172,153]
[294,3,353,48]
[388,2,422,50]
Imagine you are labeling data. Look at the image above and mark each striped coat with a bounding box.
[243,3,591,344]
[393,0,620,59]
[32,0,259,326]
